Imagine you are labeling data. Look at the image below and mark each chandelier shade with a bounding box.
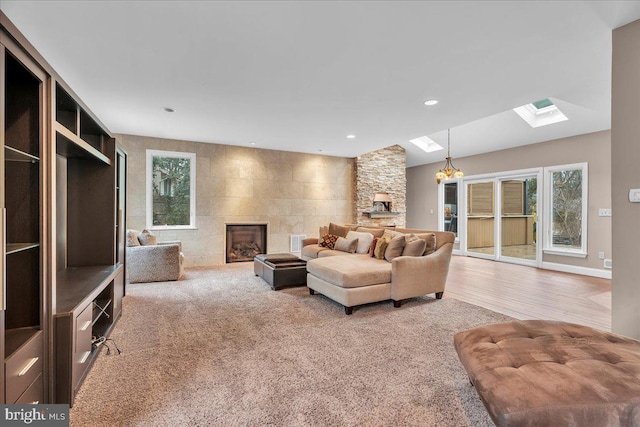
[435,129,463,184]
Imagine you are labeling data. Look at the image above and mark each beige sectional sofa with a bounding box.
[302,224,455,314]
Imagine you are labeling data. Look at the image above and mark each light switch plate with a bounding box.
[629,189,640,203]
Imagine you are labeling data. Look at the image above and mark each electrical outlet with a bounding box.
[604,259,613,269]
[598,209,612,217]
[598,251,605,260]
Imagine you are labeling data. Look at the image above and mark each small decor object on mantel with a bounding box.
[364,191,402,218]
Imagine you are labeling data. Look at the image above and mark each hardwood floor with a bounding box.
[445,255,612,331]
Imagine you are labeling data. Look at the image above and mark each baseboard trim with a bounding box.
[541,262,612,279]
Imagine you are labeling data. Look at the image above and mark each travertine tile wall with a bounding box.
[355,145,407,227]
[118,134,355,267]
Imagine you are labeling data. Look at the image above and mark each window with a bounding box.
[146,150,196,229]
[543,163,587,257]
[513,98,568,128]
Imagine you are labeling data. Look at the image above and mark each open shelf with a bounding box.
[56,264,122,314]
[5,327,41,360]
[6,243,39,255]
[5,146,39,162]
[56,84,78,134]
[92,299,112,326]
[55,124,110,165]
[79,109,106,152]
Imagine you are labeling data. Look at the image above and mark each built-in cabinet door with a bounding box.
[1,37,48,404]
[116,147,127,293]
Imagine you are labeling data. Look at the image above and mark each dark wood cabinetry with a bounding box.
[1,12,126,406]
[1,31,47,405]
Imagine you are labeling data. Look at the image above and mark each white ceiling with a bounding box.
[3,1,640,167]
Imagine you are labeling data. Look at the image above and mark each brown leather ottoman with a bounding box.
[454,320,640,427]
[254,253,307,290]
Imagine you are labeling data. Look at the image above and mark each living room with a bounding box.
[1,1,640,426]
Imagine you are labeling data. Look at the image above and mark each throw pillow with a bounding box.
[369,237,379,257]
[345,230,374,254]
[374,238,388,259]
[416,233,437,255]
[384,234,406,262]
[402,238,427,257]
[138,229,157,246]
[319,233,339,249]
[126,229,141,247]
[335,237,359,253]
[356,227,385,238]
[328,223,350,238]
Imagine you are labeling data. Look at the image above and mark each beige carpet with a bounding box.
[70,263,512,426]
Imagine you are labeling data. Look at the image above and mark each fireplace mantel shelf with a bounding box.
[363,211,402,218]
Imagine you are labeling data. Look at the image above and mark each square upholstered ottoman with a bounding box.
[454,320,640,426]
[254,253,307,290]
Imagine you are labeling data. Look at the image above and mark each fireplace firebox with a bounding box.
[225,223,267,263]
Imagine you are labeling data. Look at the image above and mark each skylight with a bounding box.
[409,136,443,153]
[513,98,568,128]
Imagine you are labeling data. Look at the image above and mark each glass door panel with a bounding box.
[500,177,537,261]
[466,181,495,256]
[443,182,458,237]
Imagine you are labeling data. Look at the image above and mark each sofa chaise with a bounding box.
[303,224,455,314]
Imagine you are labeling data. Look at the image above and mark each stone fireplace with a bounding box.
[225,223,267,263]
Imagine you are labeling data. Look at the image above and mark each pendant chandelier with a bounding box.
[435,128,463,184]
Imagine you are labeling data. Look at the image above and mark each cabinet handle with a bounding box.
[80,320,91,331]
[1,208,5,311]
[18,357,39,377]
[79,351,91,364]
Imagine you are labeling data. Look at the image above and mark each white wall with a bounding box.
[611,19,640,339]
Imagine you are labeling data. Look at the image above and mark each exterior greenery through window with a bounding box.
[146,150,196,229]
[544,163,587,256]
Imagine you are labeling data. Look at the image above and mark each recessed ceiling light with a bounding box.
[409,136,444,153]
[163,107,175,113]
[346,134,356,139]
[250,141,256,145]
[424,99,439,106]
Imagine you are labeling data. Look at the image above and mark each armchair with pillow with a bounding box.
[126,229,185,283]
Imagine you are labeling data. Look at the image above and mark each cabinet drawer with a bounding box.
[5,332,43,404]
[14,373,43,404]
[76,303,93,353]
[73,303,93,386]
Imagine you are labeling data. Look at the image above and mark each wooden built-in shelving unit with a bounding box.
[1,11,127,406]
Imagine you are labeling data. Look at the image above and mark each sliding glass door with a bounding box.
[460,170,541,266]
[499,176,537,264]
[466,181,495,258]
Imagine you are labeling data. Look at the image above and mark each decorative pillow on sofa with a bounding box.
[356,227,385,238]
[138,229,157,246]
[319,233,339,249]
[369,237,379,257]
[402,237,427,257]
[384,234,406,262]
[335,237,359,253]
[328,223,351,238]
[373,238,388,259]
[127,229,141,247]
[415,233,437,255]
[345,230,374,254]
